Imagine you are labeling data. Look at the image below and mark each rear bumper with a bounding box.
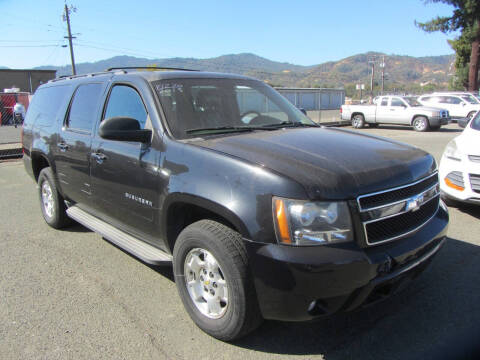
[245,204,448,321]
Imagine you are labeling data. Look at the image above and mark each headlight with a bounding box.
[444,139,462,161]
[272,197,353,246]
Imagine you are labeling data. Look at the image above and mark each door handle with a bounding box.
[91,152,107,164]
[57,142,69,151]
[390,109,395,111]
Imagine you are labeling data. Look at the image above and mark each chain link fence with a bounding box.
[0,92,29,159]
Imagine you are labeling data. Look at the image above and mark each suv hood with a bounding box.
[194,127,436,200]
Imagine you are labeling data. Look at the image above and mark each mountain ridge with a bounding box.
[26,52,455,94]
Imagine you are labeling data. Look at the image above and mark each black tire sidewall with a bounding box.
[38,168,67,228]
[173,223,249,340]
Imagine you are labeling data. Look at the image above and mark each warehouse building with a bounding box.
[0,69,56,93]
[275,87,345,110]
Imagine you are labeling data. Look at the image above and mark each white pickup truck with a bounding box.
[341,96,450,131]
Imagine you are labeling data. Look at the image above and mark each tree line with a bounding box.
[416,0,480,91]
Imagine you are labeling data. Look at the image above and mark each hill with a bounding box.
[32,52,455,95]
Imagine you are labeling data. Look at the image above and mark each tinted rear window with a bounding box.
[24,85,72,126]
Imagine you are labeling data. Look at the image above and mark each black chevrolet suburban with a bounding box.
[22,68,448,341]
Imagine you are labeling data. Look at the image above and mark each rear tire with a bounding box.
[38,167,72,229]
[412,116,429,132]
[173,220,262,341]
[351,114,365,129]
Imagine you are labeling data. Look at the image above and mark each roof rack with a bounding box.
[106,66,198,72]
[49,71,112,83]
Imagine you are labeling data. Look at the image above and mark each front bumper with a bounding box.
[245,204,448,321]
[439,155,480,204]
[430,116,450,127]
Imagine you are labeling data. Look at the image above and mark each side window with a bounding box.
[104,85,148,129]
[67,83,103,132]
[391,98,405,107]
[25,85,71,126]
[380,98,388,106]
[449,96,462,105]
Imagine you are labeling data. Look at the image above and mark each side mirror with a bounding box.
[458,117,470,129]
[99,117,152,143]
[298,108,307,116]
[461,102,466,106]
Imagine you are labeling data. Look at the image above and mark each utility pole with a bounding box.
[63,4,77,75]
[368,55,376,102]
[380,56,386,95]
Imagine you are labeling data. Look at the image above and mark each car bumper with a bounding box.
[439,155,480,204]
[430,116,450,126]
[245,204,448,321]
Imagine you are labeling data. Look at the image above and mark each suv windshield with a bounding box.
[153,78,315,139]
[461,95,479,104]
[404,97,421,107]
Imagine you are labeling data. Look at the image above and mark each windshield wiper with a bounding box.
[259,121,320,128]
[186,125,270,135]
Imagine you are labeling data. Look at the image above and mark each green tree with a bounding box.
[448,28,474,89]
[416,0,480,91]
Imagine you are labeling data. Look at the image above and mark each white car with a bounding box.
[418,94,480,121]
[439,113,480,205]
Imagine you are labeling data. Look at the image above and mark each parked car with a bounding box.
[22,68,448,341]
[341,95,450,131]
[418,93,480,121]
[439,112,480,205]
[431,92,480,105]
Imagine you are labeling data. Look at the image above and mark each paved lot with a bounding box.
[0,125,21,144]
[1,123,479,360]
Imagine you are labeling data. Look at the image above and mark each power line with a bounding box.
[0,45,61,48]
[74,43,163,59]
[74,39,172,58]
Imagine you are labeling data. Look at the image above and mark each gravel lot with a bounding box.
[1,123,479,360]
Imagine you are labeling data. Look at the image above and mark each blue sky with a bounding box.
[0,0,458,69]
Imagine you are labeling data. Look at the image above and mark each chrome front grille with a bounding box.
[357,173,440,245]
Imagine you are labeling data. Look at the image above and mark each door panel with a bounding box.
[55,83,104,204]
[90,83,159,239]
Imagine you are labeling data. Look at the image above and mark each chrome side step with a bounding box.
[66,206,172,265]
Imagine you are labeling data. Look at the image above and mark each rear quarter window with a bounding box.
[24,85,72,127]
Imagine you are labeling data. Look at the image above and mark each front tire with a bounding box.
[412,116,429,132]
[173,220,262,341]
[351,114,365,128]
[467,111,476,121]
[38,167,72,229]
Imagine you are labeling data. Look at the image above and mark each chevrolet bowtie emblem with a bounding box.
[406,194,424,212]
